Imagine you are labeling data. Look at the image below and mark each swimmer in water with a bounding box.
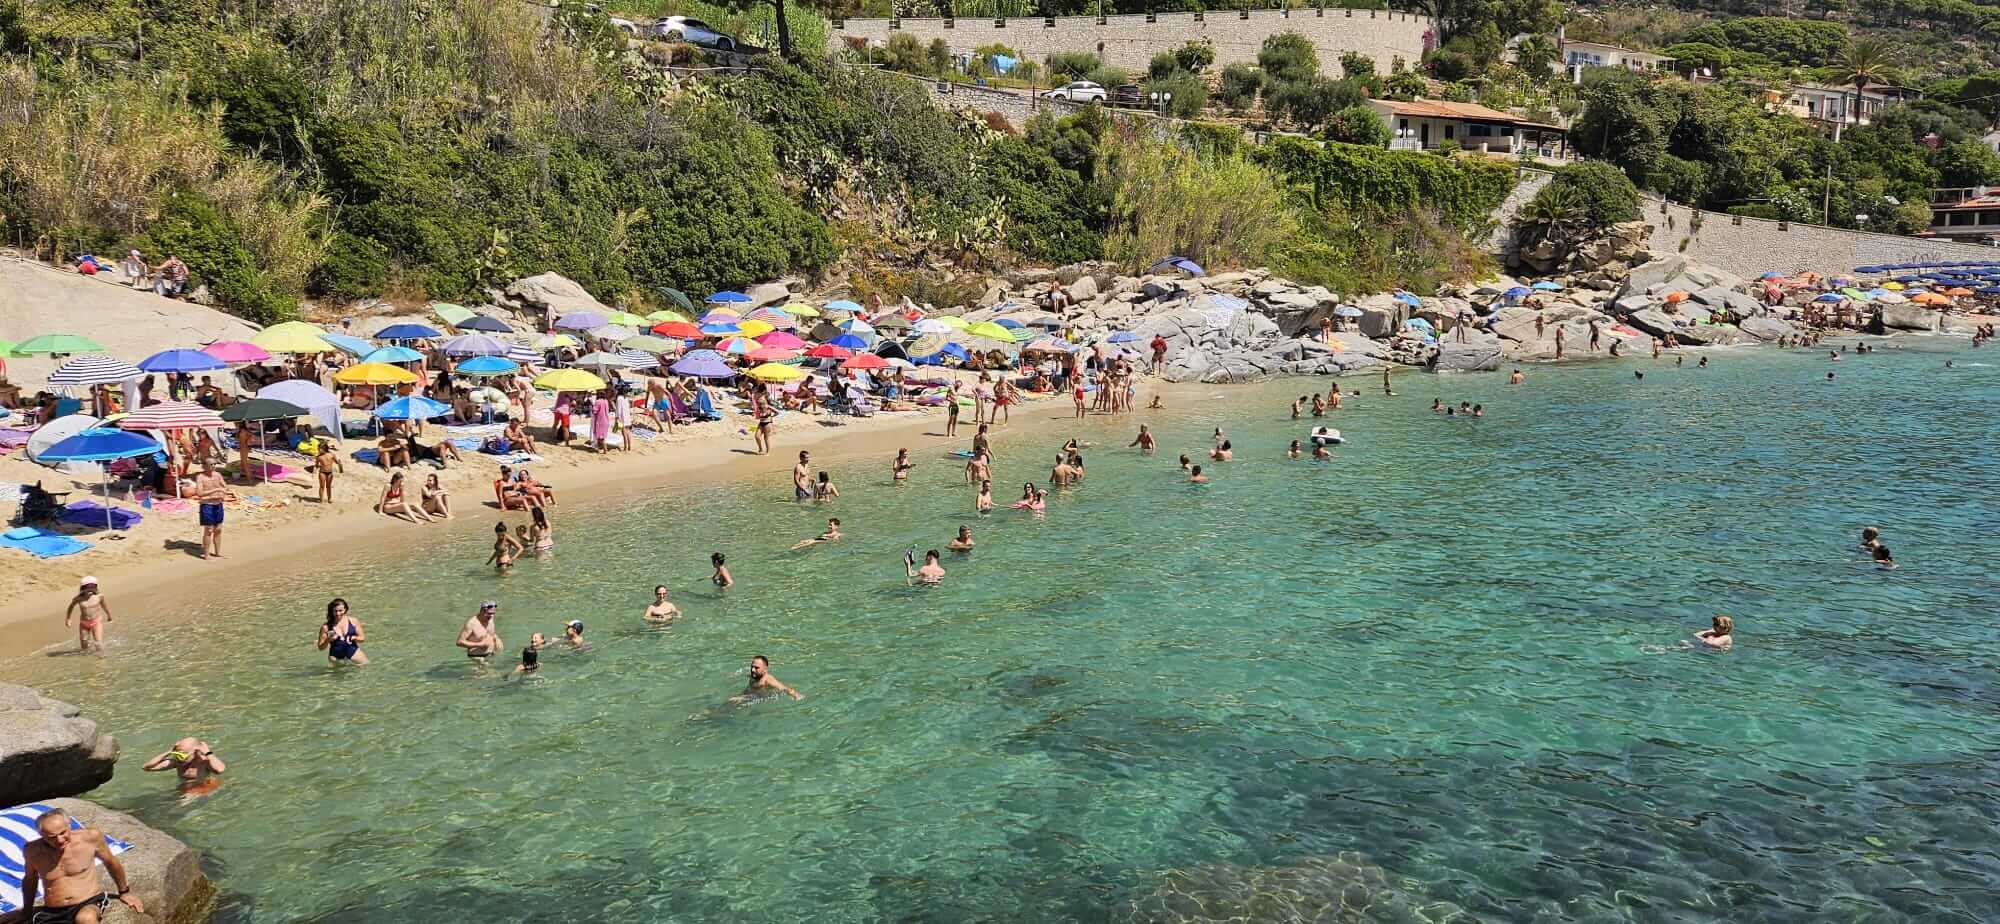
[1432,398,1444,413]
[1291,397,1303,419]
[1188,464,1208,484]
[1859,526,1882,553]
[1635,370,1644,381]
[907,548,946,584]
[1287,439,1302,459]
[1147,395,1163,409]
[511,633,546,676]
[1129,425,1156,453]
[1472,404,1483,418]
[488,522,522,571]
[1826,371,1836,381]
[892,448,914,483]
[790,517,842,550]
[1509,369,1524,385]
[1178,453,1192,472]
[644,585,680,623]
[1311,395,1325,417]
[710,552,733,589]
[813,470,840,501]
[733,654,802,702]
[976,479,994,513]
[1210,440,1232,462]
[1829,350,1840,361]
[1693,614,1733,650]
[563,620,588,650]
[947,526,974,552]
[142,737,225,794]
[1873,544,1896,570]
[1312,442,1331,460]
[1698,356,1709,368]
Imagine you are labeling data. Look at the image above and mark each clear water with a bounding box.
[11,342,2000,922]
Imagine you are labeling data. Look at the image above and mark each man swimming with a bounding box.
[563,620,589,650]
[790,518,842,550]
[1188,464,1209,484]
[1858,526,1882,552]
[947,526,974,552]
[907,549,947,584]
[1129,425,1156,453]
[141,737,226,785]
[1209,441,1232,462]
[456,601,502,660]
[734,655,803,702]
[9,807,145,924]
[643,585,680,624]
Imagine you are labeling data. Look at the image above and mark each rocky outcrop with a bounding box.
[43,798,214,924]
[499,272,609,323]
[1430,343,1503,372]
[0,683,117,805]
[1738,316,1796,342]
[1881,303,1941,332]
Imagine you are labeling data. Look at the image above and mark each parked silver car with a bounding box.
[1042,80,1107,103]
[651,16,740,51]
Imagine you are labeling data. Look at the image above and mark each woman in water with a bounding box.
[710,552,734,589]
[643,585,680,624]
[1287,440,1302,459]
[892,448,913,483]
[1693,614,1733,650]
[530,506,554,555]
[488,522,522,571]
[814,470,840,501]
[316,598,368,665]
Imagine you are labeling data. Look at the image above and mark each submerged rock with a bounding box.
[1112,852,1474,924]
[0,683,117,805]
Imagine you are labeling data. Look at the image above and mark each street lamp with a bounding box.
[1148,90,1172,116]
[1395,127,1415,150]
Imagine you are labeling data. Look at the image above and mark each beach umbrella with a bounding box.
[620,334,680,353]
[747,346,799,362]
[840,318,876,336]
[202,341,271,364]
[1103,331,1138,344]
[1980,286,2000,295]
[605,311,649,327]
[531,333,581,350]
[588,325,638,342]
[736,319,776,338]
[706,291,752,304]
[118,401,225,432]
[824,299,863,313]
[360,345,425,365]
[376,323,443,340]
[38,427,164,527]
[1841,287,1870,300]
[1813,293,1844,302]
[554,312,607,331]
[374,395,452,420]
[571,351,636,371]
[49,355,144,386]
[1023,336,1072,354]
[616,349,660,370]
[1503,286,1531,298]
[746,363,807,382]
[698,309,743,323]
[652,321,702,339]
[251,326,332,354]
[137,349,226,373]
[458,315,513,333]
[1875,292,1907,304]
[1946,287,1975,296]
[757,331,808,350]
[715,337,758,355]
[334,362,419,386]
[805,343,854,360]
[780,302,822,317]
[967,321,1017,343]
[15,333,104,356]
[990,317,1025,330]
[841,353,889,370]
[870,314,911,331]
[1881,281,1906,290]
[1335,305,1364,317]
[669,352,734,378]
[220,397,307,423]
[1912,291,1948,305]
[1758,272,1785,280]
[506,344,543,365]
[320,333,374,356]
[442,334,509,357]
[700,322,743,337]
[1148,255,1205,276]
[906,332,950,358]
[913,318,953,334]
[646,309,691,323]
[1393,292,1423,307]
[937,316,971,331]
[1530,280,1564,291]
[827,333,869,350]
[658,287,696,312]
[745,307,792,328]
[433,304,475,327]
[453,355,520,376]
[533,368,608,392]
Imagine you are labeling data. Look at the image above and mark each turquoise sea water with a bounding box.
[10,341,2000,922]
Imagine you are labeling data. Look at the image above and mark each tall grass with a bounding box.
[1100,124,1295,274]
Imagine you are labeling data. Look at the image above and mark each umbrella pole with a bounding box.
[101,464,112,531]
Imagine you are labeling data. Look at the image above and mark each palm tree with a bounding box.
[1835,37,1897,139]
[1515,185,1588,263]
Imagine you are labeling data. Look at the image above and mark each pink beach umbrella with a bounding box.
[747,346,800,362]
[203,340,272,364]
[756,330,807,350]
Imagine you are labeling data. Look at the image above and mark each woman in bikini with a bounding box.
[488,522,523,571]
[375,471,433,523]
[420,473,452,519]
[710,552,733,589]
[529,506,554,555]
[316,597,368,665]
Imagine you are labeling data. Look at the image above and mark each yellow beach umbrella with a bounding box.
[780,303,821,317]
[605,311,649,326]
[967,321,1017,343]
[747,363,807,382]
[937,316,970,330]
[646,310,691,323]
[533,368,607,392]
[735,319,775,338]
[334,362,419,386]
[1881,281,1905,290]
[251,326,333,353]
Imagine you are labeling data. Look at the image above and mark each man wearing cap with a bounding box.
[63,577,112,653]
[6,806,145,924]
[456,602,502,661]
[562,620,589,651]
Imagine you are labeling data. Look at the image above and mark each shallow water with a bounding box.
[10,341,2000,922]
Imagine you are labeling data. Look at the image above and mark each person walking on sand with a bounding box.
[643,585,680,624]
[457,601,503,661]
[314,442,344,505]
[194,460,227,559]
[9,807,146,924]
[317,597,368,665]
[792,451,812,501]
[944,382,961,437]
[590,391,612,454]
[64,576,111,653]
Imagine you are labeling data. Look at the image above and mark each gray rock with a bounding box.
[1250,279,1292,297]
[1067,275,1099,304]
[1161,347,1212,383]
[1625,308,1684,341]
[979,282,1008,307]
[1690,286,1735,309]
[1881,303,1941,331]
[1737,316,1795,341]
[44,798,214,924]
[1431,343,1503,372]
[1614,295,1653,315]
[1674,322,1744,346]
[0,683,118,806]
[743,281,791,308]
[502,272,608,323]
[1618,254,1686,298]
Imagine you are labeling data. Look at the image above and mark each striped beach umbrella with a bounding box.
[617,349,660,370]
[506,344,544,365]
[442,334,509,357]
[48,355,144,386]
[117,401,225,431]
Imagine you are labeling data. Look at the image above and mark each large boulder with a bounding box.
[1161,347,1212,383]
[1431,343,1503,372]
[1675,322,1744,346]
[501,272,608,323]
[1881,303,1941,331]
[1738,316,1796,342]
[744,281,792,308]
[1624,308,1683,341]
[1066,274,1100,304]
[1617,254,1687,299]
[43,798,213,924]
[0,684,117,806]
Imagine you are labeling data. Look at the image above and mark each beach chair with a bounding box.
[663,392,696,424]
[53,397,82,418]
[844,387,879,417]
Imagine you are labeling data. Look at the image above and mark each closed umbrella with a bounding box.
[37,428,163,528]
[376,323,443,340]
[442,334,509,357]
[137,349,226,373]
[48,356,144,386]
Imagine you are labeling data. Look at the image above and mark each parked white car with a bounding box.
[651,16,740,51]
[1042,81,1107,103]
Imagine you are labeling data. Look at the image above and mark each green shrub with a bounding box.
[1044,52,1100,80]
[1179,121,1243,160]
[1145,72,1207,118]
[985,136,1103,264]
[1101,133,1295,273]
[311,231,390,300]
[883,32,933,75]
[1172,41,1215,74]
[190,45,313,163]
[1257,32,1318,85]
[141,193,298,324]
[1252,136,1516,232]
[1542,160,1641,227]
[1340,51,1375,79]
[1218,63,1262,112]
[1323,105,1390,146]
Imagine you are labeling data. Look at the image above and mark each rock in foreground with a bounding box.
[0,683,117,806]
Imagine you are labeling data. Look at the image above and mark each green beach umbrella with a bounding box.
[433,303,475,327]
[620,334,680,353]
[15,333,105,354]
[658,288,696,313]
[0,339,15,357]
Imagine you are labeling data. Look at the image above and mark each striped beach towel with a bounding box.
[0,802,133,913]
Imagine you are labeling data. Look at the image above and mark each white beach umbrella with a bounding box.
[47,355,144,386]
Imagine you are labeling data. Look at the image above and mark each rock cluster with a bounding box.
[0,683,118,806]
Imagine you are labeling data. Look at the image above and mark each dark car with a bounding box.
[1110,84,1144,108]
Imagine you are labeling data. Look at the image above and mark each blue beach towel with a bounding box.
[694,391,723,421]
[0,802,132,913]
[59,502,141,530]
[352,448,381,465]
[0,529,92,559]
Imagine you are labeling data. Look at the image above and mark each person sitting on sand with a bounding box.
[142,737,225,785]
[1188,465,1209,484]
[376,430,412,469]
[907,548,946,584]
[644,585,680,624]
[1694,614,1734,650]
[420,473,452,519]
[458,601,503,660]
[947,526,974,552]
[516,470,555,506]
[1148,395,1163,409]
[732,654,802,703]
[791,518,842,550]
[376,471,433,523]
[504,418,537,454]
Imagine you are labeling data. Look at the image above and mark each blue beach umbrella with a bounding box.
[136,349,225,373]
[706,291,752,304]
[1104,331,1139,343]
[1813,293,1844,302]
[319,333,374,356]
[376,323,443,340]
[824,299,863,313]
[699,323,743,336]
[38,428,163,529]
[1980,286,2000,295]
[361,345,425,365]
[1335,305,1364,318]
[1148,255,1207,276]
[457,315,513,333]
[454,355,519,376]
[373,395,451,420]
[827,333,868,350]
[993,318,1025,330]
[1503,286,1531,299]
[1531,280,1564,291]
[1393,292,1423,307]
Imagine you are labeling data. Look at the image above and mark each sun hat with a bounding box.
[80,575,98,586]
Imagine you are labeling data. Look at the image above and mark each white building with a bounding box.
[1366,99,1568,158]
[1557,39,1675,74]
[1782,83,1920,129]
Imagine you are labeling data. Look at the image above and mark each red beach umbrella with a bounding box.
[841,353,889,370]
[651,321,702,339]
[805,344,854,359]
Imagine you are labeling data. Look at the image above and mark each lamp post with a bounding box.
[1149,90,1173,116]
[1395,127,1415,150]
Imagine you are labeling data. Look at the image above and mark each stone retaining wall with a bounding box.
[830,8,1432,74]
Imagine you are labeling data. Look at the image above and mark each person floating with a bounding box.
[791,518,842,550]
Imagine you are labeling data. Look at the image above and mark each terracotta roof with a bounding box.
[1934,196,2000,212]
[1373,98,1564,131]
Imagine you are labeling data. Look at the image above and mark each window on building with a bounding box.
[1444,125,1455,140]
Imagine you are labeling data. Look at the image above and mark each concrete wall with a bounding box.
[830,9,1433,75]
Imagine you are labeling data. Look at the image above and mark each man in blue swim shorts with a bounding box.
[194,460,227,560]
